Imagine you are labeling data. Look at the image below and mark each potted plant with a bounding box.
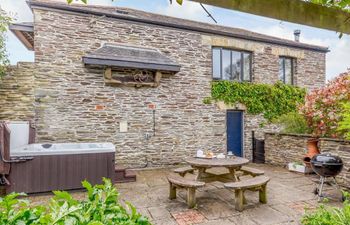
[299,73,350,164]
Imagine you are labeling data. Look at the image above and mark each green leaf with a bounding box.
[82,180,94,200]
[176,0,183,5]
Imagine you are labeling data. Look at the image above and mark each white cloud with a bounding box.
[252,25,350,80]
[155,0,214,23]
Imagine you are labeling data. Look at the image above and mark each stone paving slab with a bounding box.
[26,164,343,225]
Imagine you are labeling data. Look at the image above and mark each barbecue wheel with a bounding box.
[342,193,347,202]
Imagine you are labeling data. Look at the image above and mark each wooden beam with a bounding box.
[189,0,350,34]
[11,30,34,51]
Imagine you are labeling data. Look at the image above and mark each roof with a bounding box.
[82,44,181,72]
[9,22,34,51]
[26,0,329,53]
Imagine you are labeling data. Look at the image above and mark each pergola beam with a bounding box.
[189,0,350,34]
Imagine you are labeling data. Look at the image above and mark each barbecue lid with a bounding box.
[311,153,343,164]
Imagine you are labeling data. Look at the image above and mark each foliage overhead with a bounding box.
[299,73,350,138]
[68,0,350,9]
[68,0,183,4]
[0,178,151,225]
[0,8,11,78]
[204,81,306,121]
[310,0,350,11]
[338,102,350,140]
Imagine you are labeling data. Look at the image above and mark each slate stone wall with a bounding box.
[265,133,350,188]
[0,62,35,121]
[1,7,326,167]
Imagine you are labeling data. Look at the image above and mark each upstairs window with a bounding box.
[279,57,294,85]
[212,47,252,82]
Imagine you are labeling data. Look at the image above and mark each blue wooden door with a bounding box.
[227,111,243,157]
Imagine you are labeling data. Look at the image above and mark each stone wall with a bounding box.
[0,62,35,121]
[265,133,312,166]
[1,7,326,167]
[265,133,350,187]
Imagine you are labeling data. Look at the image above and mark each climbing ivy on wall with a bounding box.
[203,81,306,121]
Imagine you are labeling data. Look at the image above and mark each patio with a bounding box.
[27,163,342,225]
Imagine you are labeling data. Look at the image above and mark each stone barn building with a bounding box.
[3,0,328,167]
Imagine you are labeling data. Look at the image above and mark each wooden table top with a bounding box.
[185,157,249,168]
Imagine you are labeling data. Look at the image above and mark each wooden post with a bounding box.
[259,184,267,204]
[235,189,244,212]
[104,67,112,80]
[243,192,247,205]
[169,183,177,200]
[154,71,162,87]
[187,188,196,208]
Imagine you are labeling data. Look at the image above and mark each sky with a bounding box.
[1,0,350,80]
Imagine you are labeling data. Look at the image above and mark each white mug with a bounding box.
[197,149,204,157]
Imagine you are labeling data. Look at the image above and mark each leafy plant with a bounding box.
[338,102,350,140]
[273,112,311,134]
[301,192,350,225]
[0,8,11,78]
[300,73,350,138]
[204,81,306,121]
[0,178,151,225]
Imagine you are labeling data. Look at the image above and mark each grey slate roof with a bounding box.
[82,44,181,72]
[27,0,329,53]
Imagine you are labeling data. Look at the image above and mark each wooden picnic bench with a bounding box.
[167,174,205,208]
[237,166,265,179]
[224,175,270,212]
[173,166,195,177]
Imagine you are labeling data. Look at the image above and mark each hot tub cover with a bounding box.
[82,44,181,72]
[10,142,116,157]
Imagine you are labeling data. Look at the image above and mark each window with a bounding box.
[212,47,252,81]
[279,57,294,85]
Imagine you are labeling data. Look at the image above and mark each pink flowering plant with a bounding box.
[299,72,350,138]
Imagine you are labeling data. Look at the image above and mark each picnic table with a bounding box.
[185,157,249,183]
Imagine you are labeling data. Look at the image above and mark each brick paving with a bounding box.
[28,164,343,225]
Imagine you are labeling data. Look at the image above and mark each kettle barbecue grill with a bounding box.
[310,153,344,201]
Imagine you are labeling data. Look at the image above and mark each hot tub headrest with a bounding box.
[5,121,36,150]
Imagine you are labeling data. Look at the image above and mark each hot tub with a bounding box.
[6,142,116,194]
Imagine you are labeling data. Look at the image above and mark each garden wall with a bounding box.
[265,132,350,187]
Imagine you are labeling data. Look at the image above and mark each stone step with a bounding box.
[114,165,136,183]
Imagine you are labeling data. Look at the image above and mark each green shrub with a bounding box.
[338,102,350,140]
[0,178,151,225]
[204,81,306,121]
[301,192,350,225]
[273,112,312,134]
